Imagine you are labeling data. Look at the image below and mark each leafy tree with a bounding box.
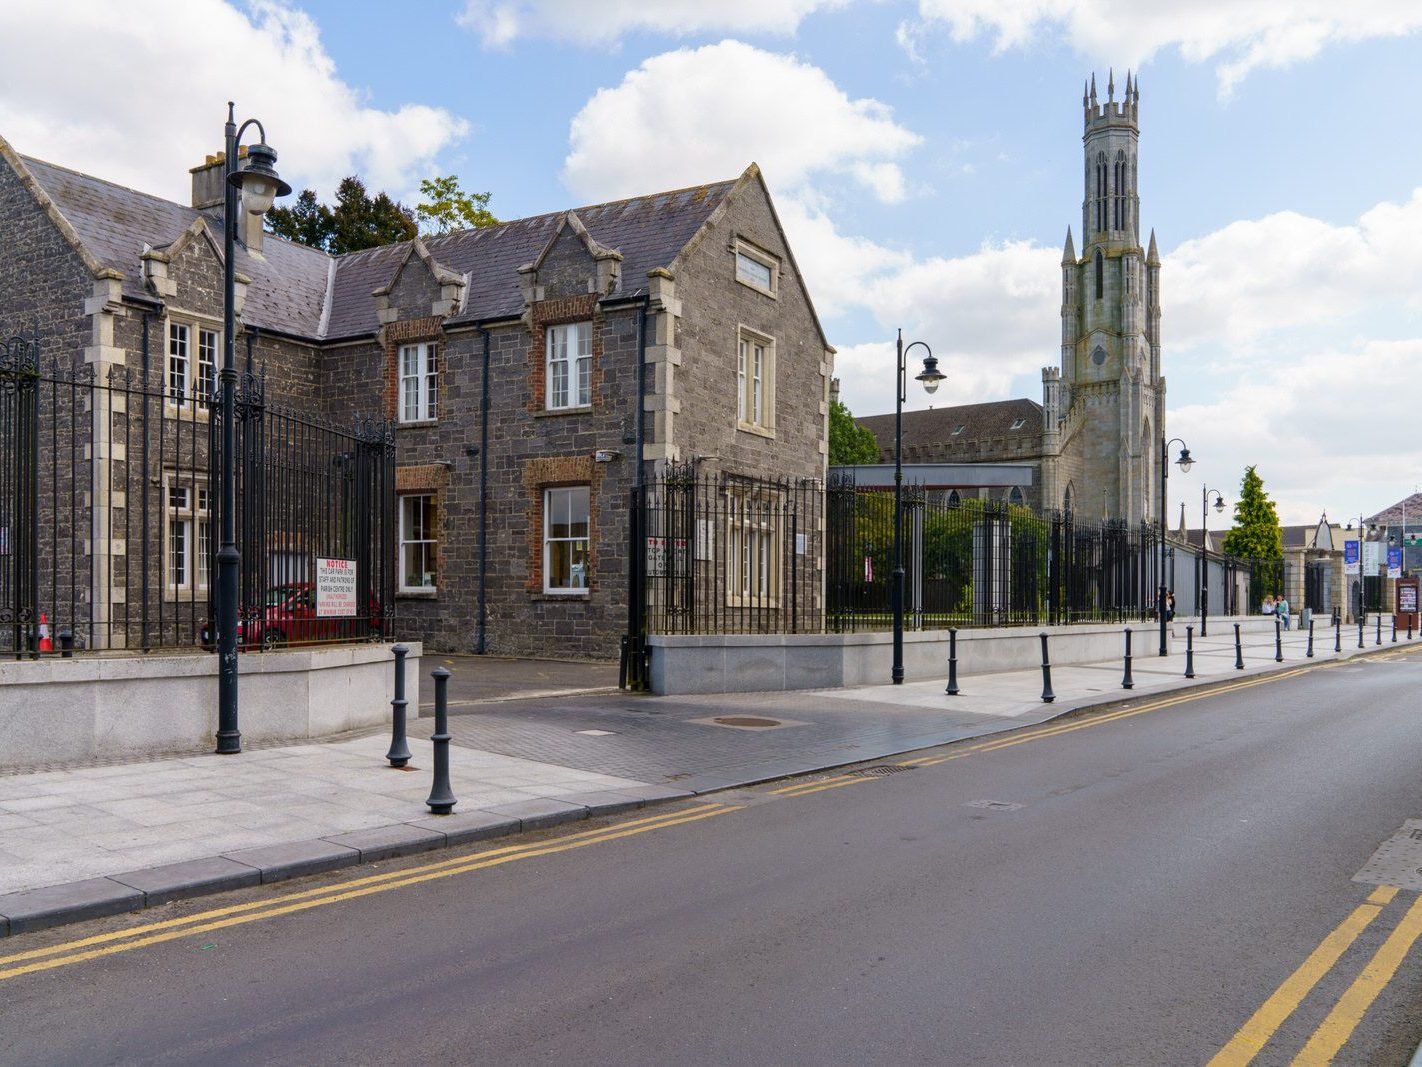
[266,176,417,253]
[416,176,498,235]
[1221,465,1283,561]
[829,398,881,466]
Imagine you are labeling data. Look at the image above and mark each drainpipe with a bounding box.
[475,324,491,654]
[624,296,650,687]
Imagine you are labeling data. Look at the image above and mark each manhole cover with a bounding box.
[714,716,781,728]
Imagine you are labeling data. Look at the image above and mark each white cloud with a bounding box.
[458,0,853,47]
[562,41,921,206]
[911,1,1422,94]
[0,0,468,203]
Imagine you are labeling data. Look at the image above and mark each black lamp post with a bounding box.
[216,103,290,755]
[892,329,945,684]
[1198,486,1225,637]
[1159,436,1193,656]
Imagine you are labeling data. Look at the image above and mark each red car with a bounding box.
[202,584,383,650]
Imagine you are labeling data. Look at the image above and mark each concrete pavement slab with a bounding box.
[108,857,263,906]
[223,840,361,884]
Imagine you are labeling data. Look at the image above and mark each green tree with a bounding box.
[829,398,881,466]
[1221,465,1284,561]
[266,176,417,253]
[416,176,498,235]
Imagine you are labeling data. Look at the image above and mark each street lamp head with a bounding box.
[1175,446,1194,473]
[229,141,291,216]
[1213,495,1225,513]
[914,353,945,395]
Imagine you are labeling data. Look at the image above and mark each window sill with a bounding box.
[736,422,776,440]
[535,406,593,418]
[532,591,590,601]
[397,419,439,429]
[726,599,782,610]
[398,589,438,599]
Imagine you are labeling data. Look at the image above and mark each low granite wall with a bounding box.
[0,642,420,769]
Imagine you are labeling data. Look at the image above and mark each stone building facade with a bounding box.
[858,72,1164,527]
[0,136,833,659]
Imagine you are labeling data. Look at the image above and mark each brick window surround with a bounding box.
[382,316,444,422]
[523,455,601,593]
[395,463,450,597]
[528,295,602,413]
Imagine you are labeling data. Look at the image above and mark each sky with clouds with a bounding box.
[2,0,1421,524]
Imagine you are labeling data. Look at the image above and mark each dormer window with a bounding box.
[1010,418,1026,430]
[734,240,777,297]
[951,425,966,436]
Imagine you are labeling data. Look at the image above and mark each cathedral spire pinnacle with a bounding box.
[1108,68,1115,102]
[1062,227,1076,265]
[1090,72,1097,107]
[1147,228,1160,266]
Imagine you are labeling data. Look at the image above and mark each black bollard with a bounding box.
[1234,623,1245,670]
[1185,625,1195,679]
[1273,618,1283,662]
[945,627,960,696]
[1335,612,1342,653]
[1307,619,1315,658]
[1122,627,1134,690]
[1376,615,1382,646]
[58,628,73,658]
[426,667,457,815]
[386,644,413,768]
[1039,632,1055,704]
[1392,616,1397,643]
[1358,615,1365,649]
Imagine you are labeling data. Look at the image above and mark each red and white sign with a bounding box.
[315,557,358,618]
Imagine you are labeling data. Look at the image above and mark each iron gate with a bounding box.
[0,332,39,655]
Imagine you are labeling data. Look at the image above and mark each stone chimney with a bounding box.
[189,148,239,210]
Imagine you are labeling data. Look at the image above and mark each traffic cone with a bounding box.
[37,612,52,653]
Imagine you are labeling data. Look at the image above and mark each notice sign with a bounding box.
[315,557,358,617]
[1344,539,1360,575]
[1400,583,1419,614]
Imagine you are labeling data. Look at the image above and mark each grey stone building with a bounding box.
[0,135,833,658]
[858,71,1163,526]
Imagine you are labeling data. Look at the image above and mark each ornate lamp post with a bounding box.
[216,103,290,755]
[1159,436,1193,656]
[892,329,945,684]
[1199,486,1225,636]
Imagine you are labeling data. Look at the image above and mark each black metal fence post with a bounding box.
[1234,623,1245,670]
[1185,625,1195,678]
[386,643,412,768]
[426,666,456,815]
[945,627,960,695]
[1307,619,1315,658]
[1122,627,1134,689]
[1275,618,1283,662]
[1039,632,1055,703]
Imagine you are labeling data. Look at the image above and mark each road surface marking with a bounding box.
[1291,891,1422,1065]
[0,804,735,979]
[769,774,857,796]
[1206,886,1398,1067]
[774,777,876,799]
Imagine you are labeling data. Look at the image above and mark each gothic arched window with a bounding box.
[1064,483,1075,514]
[1094,250,1104,300]
[1009,486,1025,506]
[1114,150,1126,231]
[1095,153,1106,232]
[947,489,961,508]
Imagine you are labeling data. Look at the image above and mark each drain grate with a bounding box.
[843,765,913,779]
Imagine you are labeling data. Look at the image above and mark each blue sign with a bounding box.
[1345,539,1360,575]
[1389,546,1403,576]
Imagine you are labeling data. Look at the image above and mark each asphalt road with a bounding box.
[4,650,1422,1066]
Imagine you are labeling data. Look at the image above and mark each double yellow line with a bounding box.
[0,802,738,983]
[1210,886,1422,1065]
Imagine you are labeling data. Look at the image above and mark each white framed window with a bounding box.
[734,240,778,296]
[166,481,211,594]
[399,494,438,593]
[1009,418,1026,430]
[399,343,437,423]
[726,488,780,606]
[544,486,590,593]
[545,322,592,410]
[166,322,219,411]
[736,328,775,433]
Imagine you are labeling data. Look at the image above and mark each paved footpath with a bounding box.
[0,620,1399,935]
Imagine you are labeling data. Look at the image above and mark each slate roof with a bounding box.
[19,153,738,342]
[22,157,333,338]
[858,399,1043,453]
[1367,492,1422,527]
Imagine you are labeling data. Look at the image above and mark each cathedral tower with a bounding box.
[1051,70,1163,525]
